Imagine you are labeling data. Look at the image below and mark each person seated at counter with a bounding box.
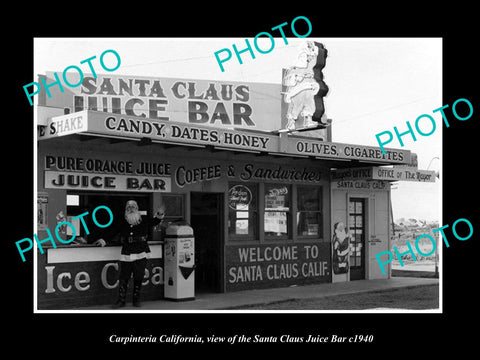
[95,200,167,308]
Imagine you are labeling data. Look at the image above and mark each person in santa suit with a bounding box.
[97,200,166,308]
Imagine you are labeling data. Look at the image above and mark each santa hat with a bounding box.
[126,200,138,209]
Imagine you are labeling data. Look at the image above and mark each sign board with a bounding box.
[332,166,436,183]
[43,155,172,193]
[372,166,436,182]
[39,72,282,131]
[226,243,331,291]
[369,235,383,246]
[37,192,48,231]
[39,110,410,164]
[44,171,171,192]
[227,162,327,183]
[331,179,390,190]
[39,110,278,153]
[39,110,88,139]
[281,41,329,130]
[283,138,410,164]
[228,185,253,210]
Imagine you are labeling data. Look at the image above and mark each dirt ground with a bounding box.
[235,284,439,310]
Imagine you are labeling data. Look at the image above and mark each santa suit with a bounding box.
[104,201,165,308]
[116,215,161,284]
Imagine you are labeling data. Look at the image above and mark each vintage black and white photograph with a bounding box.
[6,2,480,354]
[31,37,443,313]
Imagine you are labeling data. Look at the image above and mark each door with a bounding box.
[190,192,223,293]
[349,198,366,280]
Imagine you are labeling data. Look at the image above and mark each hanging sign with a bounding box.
[332,166,436,183]
[38,110,88,139]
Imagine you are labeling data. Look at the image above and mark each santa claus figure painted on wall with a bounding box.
[332,221,351,274]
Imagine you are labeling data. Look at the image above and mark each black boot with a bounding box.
[112,280,128,309]
[132,284,142,307]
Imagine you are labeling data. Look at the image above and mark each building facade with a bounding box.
[36,72,411,309]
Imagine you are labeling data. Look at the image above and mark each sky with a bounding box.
[34,37,442,221]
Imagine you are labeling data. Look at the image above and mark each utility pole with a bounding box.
[427,157,440,278]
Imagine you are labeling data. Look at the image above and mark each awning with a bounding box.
[38,110,411,168]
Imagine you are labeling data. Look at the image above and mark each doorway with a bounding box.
[190,192,223,293]
[349,198,366,280]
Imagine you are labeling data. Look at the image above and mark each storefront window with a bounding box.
[297,186,323,237]
[228,183,258,239]
[66,192,152,245]
[264,184,291,238]
[160,194,185,222]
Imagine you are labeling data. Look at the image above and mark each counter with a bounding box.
[37,243,163,309]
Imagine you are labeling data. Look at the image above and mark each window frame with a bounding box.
[264,183,292,240]
[296,185,323,239]
[348,198,366,268]
[65,191,155,244]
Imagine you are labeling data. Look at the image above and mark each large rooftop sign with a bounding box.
[37,72,282,131]
[38,110,411,165]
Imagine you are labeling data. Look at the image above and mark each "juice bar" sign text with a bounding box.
[43,155,172,193]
